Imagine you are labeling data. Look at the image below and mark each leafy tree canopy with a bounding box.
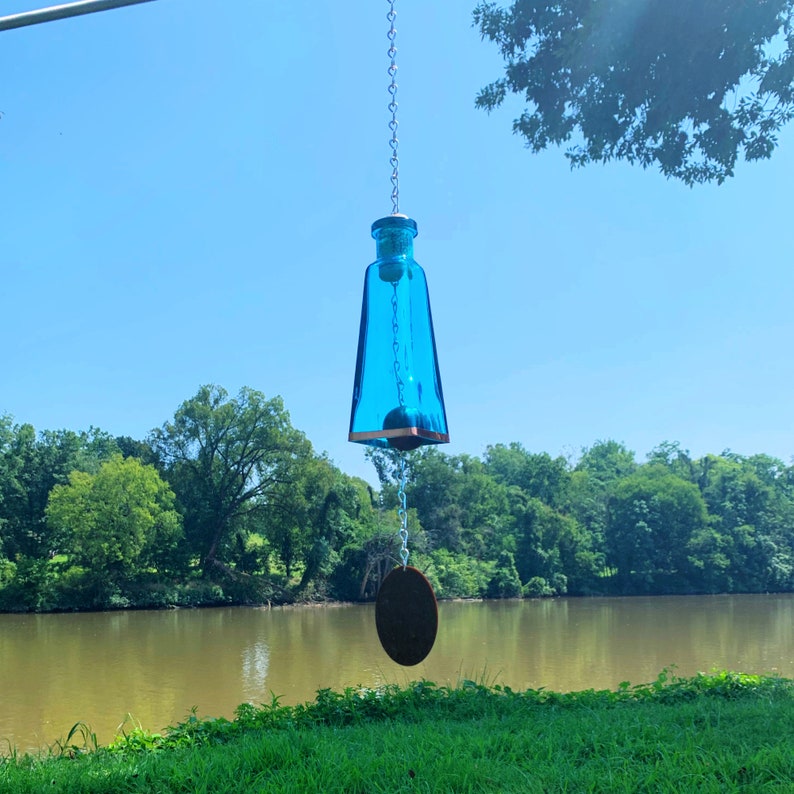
[606,468,709,591]
[474,0,794,184]
[485,442,570,507]
[150,385,311,573]
[0,420,120,560]
[45,455,182,580]
[576,439,636,484]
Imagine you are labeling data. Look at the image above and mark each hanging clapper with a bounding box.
[376,565,438,666]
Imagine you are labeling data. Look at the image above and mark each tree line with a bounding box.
[1,384,793,612]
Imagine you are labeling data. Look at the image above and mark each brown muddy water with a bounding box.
[2,594,794,753]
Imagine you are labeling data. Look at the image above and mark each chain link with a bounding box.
[387,0,399,215]
[398,455,409,567]
[391,284,406,407]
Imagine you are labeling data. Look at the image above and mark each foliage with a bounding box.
[487,549,523,597]
[474,0,794,184]
[327,478,393,601]
[2,674,793,793]
[265,455,357,590]
[149,385,311,573]
[0,420,120,561]
[606,468,709,592]
[0,556,52,612]
[422,548,492,599]
[408,449,510,555]
[486,442,570,508]
[33,670,793,756]
[45,455,182,582]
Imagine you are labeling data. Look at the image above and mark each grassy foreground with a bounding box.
[2,671,794,793]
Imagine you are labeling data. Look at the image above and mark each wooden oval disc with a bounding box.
[375,566,438,666]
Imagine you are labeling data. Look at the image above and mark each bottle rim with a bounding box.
[371,215,418,237]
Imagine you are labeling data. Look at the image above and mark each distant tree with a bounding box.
[509,490,599,594]
[694,453,794,591]
[576,440,637,484]
[606,469,709,592]
[397,449,512,558]
[0,416,15,533]
[455,455,513,556]
[485,443,570,508]
[365,447,408,489]
[563,440,637,554]
[474,0,794,184]
[487,549,523,598]
[115,435,157,465]
[389,448,464,552]
[266,455,360,590]
[326,477,399,601]
[45,455,182,581]
[150,385,311,574]
[646,441,698,482]
[424,547,491,599]
[744,453,790,487]
[0,421,119,560]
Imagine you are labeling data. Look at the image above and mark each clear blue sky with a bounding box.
[2,0,792,485]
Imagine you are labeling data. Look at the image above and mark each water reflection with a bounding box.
[241,641,270,698]
[2,594,794,753]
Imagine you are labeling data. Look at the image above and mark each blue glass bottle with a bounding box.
[349,215,449,451]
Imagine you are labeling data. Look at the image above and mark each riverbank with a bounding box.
[2,671,793,793]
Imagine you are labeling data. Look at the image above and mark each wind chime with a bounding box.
[349,0,449,666]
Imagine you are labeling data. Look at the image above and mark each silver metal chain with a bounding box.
[387,0,408,569]
[391,284,405,407]
[387,0,400,215]
[398,455,409,567]
[392,283,408,567]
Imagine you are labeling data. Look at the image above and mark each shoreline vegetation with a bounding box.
[3,384,794,615]
[2,671,793,792]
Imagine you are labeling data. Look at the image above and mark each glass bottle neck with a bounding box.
[372,216,418,261]
[375,228,414,259]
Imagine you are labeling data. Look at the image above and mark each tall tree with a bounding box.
[485,443,569,507]
[266,454,359,588]
[0,421,119,560]
[564,440,637,553]
[694,453,794,591]
[474,0,794,184]
[150,385,311,574]
[45,455,182,581]
[606,469,709,593]
[509,490,599,594]
[328,477,394,601]
[404,449,511,557]
[646,441,698,482]
[0,415,15,559]
[576,440,637,484]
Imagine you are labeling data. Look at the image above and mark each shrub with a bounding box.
[524,576,554,597]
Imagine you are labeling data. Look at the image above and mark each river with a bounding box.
[2,594,794,753]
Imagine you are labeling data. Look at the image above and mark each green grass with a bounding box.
[2,671,793,792]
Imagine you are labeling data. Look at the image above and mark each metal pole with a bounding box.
[0,0,156,32]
